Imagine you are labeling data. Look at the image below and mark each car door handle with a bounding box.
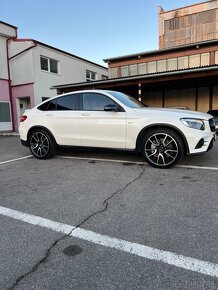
[81,113,90,116]
[46,114,53,116]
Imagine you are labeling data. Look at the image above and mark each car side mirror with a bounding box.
[104,104,119,112]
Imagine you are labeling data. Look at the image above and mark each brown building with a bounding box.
[159,0,218,49]
[53,0,218,113]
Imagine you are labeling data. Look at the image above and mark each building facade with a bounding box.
[54,40,218,114]
[0,21,108,131]
[0,21,17,131]
[159,0,218,49]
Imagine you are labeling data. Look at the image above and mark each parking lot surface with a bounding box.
[0,135,218,289]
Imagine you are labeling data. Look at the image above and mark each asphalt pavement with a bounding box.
[0,135,218,289]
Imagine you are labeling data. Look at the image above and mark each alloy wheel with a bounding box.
[144,132,179,167]
[30,131,50,158]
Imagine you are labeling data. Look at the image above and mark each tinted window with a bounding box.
[38,99,56,111]
[82,93,116,111]
[56,95,77,110]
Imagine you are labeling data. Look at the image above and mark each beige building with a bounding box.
[159,0,218,49]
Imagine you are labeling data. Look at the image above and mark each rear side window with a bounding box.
[38,99,56,111]
[56,94,77,110]
[38,94,79,111]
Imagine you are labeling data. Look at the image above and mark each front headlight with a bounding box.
[180,118,205,130]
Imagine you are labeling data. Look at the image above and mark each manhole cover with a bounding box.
[63,245,83,257]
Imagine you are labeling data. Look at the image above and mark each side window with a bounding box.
[56,94,77,111]
[38,99,56,111]
[82,93,116,111]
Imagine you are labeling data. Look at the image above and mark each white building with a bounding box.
[0,21,108,131]
[0,21,17,132]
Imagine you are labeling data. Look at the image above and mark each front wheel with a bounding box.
[29,129,56,159]
[142,129,184,169]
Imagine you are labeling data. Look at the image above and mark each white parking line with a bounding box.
[177,165,218,171]
[0,155,32,165]
[57,155,145,165]
[1,154,218,171]
[57,155,218,171]
[0,205,218,278]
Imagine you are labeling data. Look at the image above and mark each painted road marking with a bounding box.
[1,154,218,171]
[177,164,218,171]
[57,156,218,171]
[0,205,218,278]
[0,155,32,165]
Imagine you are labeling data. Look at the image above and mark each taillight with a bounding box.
[20,115,27,122]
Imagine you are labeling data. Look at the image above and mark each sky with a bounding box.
[0,0,208,66]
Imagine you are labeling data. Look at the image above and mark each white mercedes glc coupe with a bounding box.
[19,90,216,169]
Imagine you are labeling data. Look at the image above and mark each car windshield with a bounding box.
[109,91,146,108]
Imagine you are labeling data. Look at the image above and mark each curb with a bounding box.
[0,132,19,136]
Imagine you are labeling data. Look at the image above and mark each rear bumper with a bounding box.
[20,139,28,147]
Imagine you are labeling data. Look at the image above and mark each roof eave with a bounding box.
[35,40,107,70]
[104,39,218,63]
[51,65,218,90]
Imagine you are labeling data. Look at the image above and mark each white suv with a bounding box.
[19,90,216,169]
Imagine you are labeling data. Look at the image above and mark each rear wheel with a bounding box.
[142,128,184,168]
[29,129,56,159]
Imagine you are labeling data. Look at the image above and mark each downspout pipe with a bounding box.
[6,38,37,131]
[6,37,16,131]
[9,42,37,61]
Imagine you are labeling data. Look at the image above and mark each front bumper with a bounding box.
[207,133,216,151]
[188,133,216,155]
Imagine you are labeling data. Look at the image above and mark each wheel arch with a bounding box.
[136,124,189,154]
[27,126,57,145]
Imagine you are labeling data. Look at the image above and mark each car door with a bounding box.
[79,92,126,148]
[41,94,81,146]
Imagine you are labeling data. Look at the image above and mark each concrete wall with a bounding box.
[32,44,108,104]
[0,36,9,80]
[12,84,35,130]
[10,50,34,86]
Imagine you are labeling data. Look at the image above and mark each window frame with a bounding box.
[37,94,80,111]
[40,56,59,74]
[109,68,118,78]
[81,92,124,112]
[86,70,97,82]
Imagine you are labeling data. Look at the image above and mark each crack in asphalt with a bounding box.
[8,166,145,290]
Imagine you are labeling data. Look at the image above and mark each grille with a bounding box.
[209,118,216,132]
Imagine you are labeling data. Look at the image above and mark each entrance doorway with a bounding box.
[17,97,30,118]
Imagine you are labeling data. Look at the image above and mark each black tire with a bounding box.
[141,128,184,169]
[29,129,56,159]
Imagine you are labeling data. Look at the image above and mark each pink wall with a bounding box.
[0,79,10,101]
[12,83,35,130]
